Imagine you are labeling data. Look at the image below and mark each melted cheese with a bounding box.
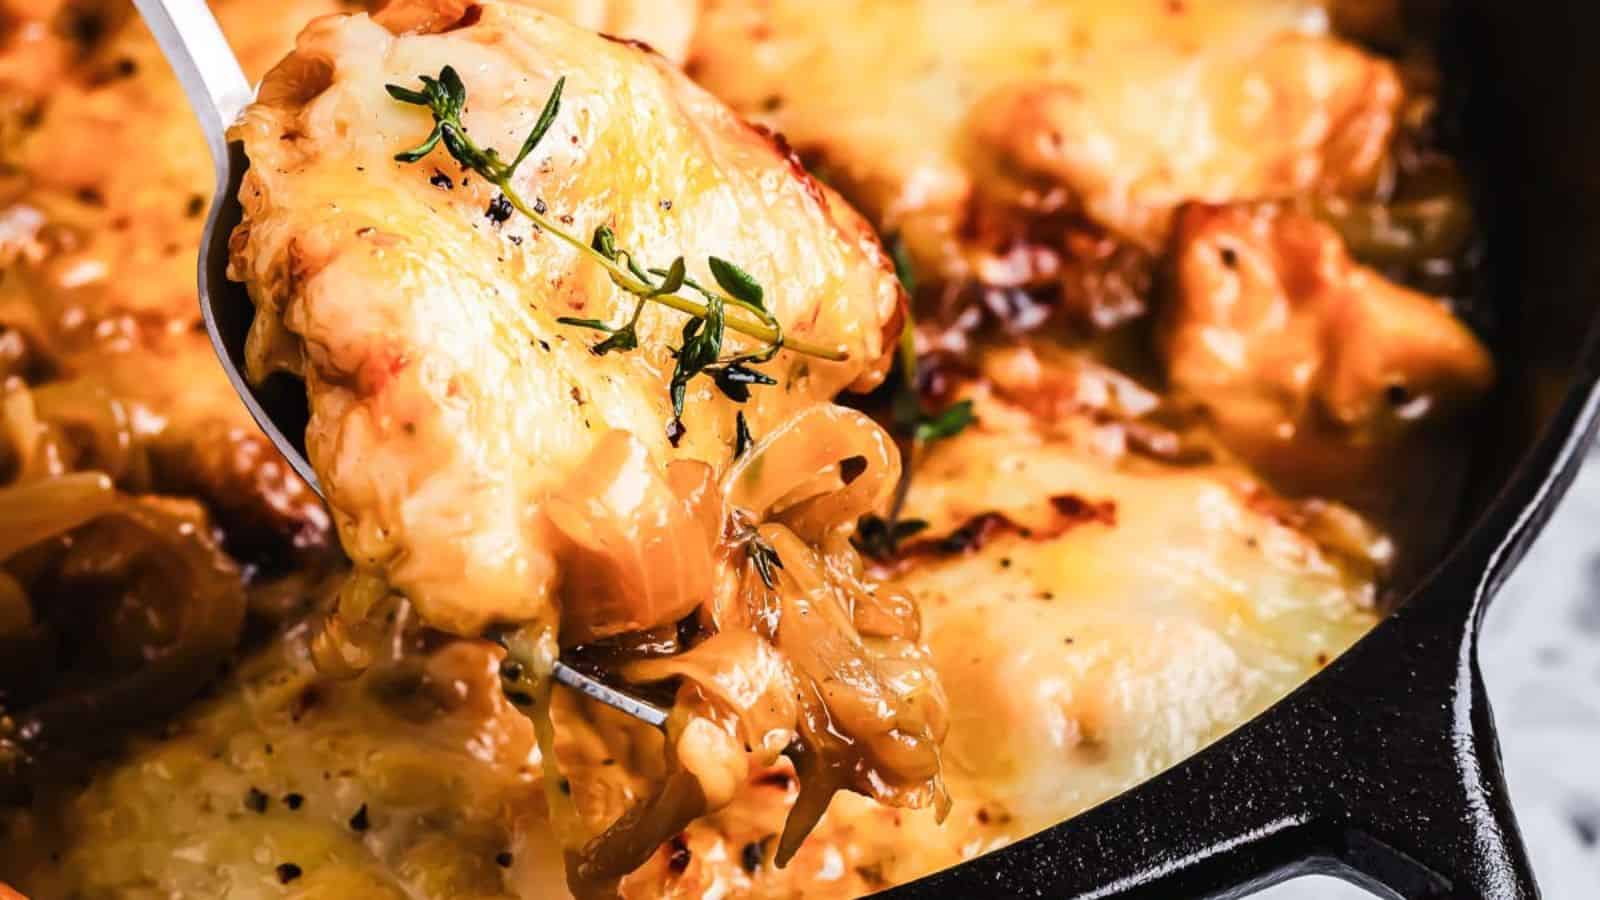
[0,2,1398,897]
[377,0,699,63]
[686,0,1397,287]
[229,4,901,634]
[892,405,1375,839]
[1,632,565,900]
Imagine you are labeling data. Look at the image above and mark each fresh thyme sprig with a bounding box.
[884,235,974,444]
[385,67,847,438]
[854,236,976,561]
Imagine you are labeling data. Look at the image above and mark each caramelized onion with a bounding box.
[569,632,800,892]
[310,568,393,678]
[0,570,29,638]
[1,376,48,481]
[0,471,118,559]
[9,496,245,747]
[547,431,716,643]
[0,380,246,768]
[724,405,900,542]
[762,524,949,864]
[29,379,148,488]
[568,402,947,887]
[625,630,799,767]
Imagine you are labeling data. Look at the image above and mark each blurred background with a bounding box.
[1263,444,1600,897]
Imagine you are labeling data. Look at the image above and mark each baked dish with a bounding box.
[0,1,1494,897]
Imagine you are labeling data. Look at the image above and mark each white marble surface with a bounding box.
[1260,448,1600,897]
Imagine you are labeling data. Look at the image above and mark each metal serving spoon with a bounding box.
[132,0,666,729]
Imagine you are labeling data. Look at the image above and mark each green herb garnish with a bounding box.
[890,234,917,296]
[912,399,975,444]
[386,67,846,438]
[883,235,973,445]
[853,234,976,561]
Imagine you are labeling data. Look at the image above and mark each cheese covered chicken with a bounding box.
[226,0,941,890]
[1162,202,1494,493]
[685,0,1401,331]
[0,1,1497,898]
[231,1,902,635]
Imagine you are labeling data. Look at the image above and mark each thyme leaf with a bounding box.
[854,234,976,562]
[708,256,765,311]
[890,234,916,296]
[748,534,784,589]
[913,399,976,444]
[512,75,565,171]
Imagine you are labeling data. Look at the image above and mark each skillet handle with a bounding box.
[1320,605,1541,900]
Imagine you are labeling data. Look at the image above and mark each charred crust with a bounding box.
[895,495,1116,561]
[443,4,484,32]
[748,124,829,214]
[599,33,660,57]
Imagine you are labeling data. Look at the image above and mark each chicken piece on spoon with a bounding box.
[226,1,939,891]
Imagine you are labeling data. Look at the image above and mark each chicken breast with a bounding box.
[523,0,698,62]
[1161,202,1493,494]
[890,389,1379,841]
[229,2,902,635]
[685,0,1399,330]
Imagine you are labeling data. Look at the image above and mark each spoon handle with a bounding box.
[131,0,252,166]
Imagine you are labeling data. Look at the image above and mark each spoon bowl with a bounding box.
[133,0,666,729]
[198,142,322,492]
[131,1,320,492]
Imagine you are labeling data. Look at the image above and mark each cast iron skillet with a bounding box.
[191,2,1593,896]
[885,2,1600,897]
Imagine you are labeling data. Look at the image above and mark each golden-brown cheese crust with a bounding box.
[229,3,902,634]
[965,31,1399,247]
[1,632,563,900]
[889,391,1376,841]
[8,0,345,325]
[1162,202,1493,493]
[0,1,103,116]
[525,0,698,62]
[374,0,699,62]
[686,0,1399,318]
